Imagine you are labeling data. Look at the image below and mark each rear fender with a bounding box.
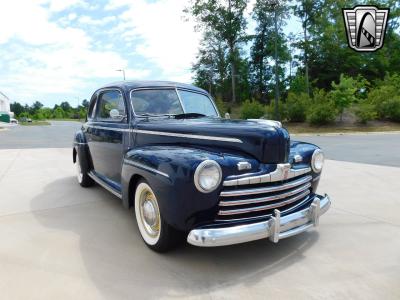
[73,130,92,173]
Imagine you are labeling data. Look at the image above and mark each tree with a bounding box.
[250,0,290,119]
[60,101,72,112]
[329,74,357,121]
[31,101,44,114]
[186,0,249,103]
[292,0,321,96]
[10,102,25,116]
[53,107,65,119]
[82,99,89,109]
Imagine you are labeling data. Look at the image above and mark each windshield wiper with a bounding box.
[137,113,173,118]
[173,113,206,119]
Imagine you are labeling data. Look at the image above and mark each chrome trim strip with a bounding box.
[131,129,243,143]
[215,195,312,222]
[84,125,130,132]
[88,172,122,199]
[219,182,312,207]
[83,125,242,143]
[175,87,186,112]
[187,194,331,247]
[220,175,312,197]
[123,159,170,178]
[218,190,311,216]
[73,142,88,145]
[223,164,311,186]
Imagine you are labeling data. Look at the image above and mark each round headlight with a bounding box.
[311,149,324,173]
[194,160,222,193]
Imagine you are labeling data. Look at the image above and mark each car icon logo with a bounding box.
[342,5,389,52]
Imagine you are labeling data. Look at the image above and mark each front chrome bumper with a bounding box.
[187,194,331,247]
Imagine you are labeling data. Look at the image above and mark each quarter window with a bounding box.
[96,90,126,121]
[88,94,97,119]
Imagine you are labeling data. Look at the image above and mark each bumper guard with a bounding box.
[187,194,331,247]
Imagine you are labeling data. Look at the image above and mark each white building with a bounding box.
[0,91,14,123]
[0,91,10,113]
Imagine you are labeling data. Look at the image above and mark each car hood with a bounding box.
[133,117,290,164]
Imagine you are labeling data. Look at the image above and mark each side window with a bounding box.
[95,90,126,122]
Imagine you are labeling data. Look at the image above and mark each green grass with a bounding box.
[284,122,400,134]
[20,121,51,126]
[51,118,84,122]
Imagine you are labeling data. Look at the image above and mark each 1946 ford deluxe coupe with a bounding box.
[73,81,331,252]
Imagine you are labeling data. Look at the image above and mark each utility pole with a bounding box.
[116,69,126,80]
[228,0,236,104]
[273,2,280,121]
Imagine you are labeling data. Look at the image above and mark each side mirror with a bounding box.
[109,109,121,119]
[225,113,231,119]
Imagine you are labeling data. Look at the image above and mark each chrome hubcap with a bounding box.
[139,190,160,237]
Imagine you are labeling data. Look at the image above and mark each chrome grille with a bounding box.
[216,166,313,222]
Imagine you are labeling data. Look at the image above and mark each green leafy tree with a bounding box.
[53,107,65,119]
[81,99,89,109]
[329,74,357,121]
[250,0,290,104]
[187,0,249,103]
[10,102,25,116]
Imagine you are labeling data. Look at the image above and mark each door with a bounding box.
[86,89,129,186]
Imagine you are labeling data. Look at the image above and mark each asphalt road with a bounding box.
[295,133,400,167]
[0,121,82,149]
[1,121,400,167]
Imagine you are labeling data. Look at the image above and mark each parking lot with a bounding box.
[1,122,399,299]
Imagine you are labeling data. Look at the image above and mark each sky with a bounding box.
[0,0,301,107]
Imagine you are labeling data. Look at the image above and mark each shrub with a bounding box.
[266,100,287,121]
[307,102,337,125]
[286,92,310,122]
[214,97,227,115]
[329,74,357,121]
[354,103,377,124]
[379,97,400,122]
[367,74,400,121]
[240,100,265,119]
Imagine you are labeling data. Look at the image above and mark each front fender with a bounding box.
[290,141,322,191]
[121,145,229,232]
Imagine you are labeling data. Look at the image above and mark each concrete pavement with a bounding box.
[0,148,399,300]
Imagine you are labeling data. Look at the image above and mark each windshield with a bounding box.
[178,90,218,117]
[130,89,218,117]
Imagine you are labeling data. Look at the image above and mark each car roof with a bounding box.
[99,80,207,94]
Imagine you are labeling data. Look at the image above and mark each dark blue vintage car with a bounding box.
[73,81,330,252]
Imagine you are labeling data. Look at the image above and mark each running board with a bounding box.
[88,172,122,199]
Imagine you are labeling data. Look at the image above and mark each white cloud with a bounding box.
[78,15,117,26]
[0,0,149,103]
[47,0,88,12]
[68,13,78,21]
[107,0,201,82]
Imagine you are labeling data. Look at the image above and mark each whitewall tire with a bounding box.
[134,179,184,252]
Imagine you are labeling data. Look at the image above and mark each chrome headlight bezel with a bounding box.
[194,160,222,193]
[311,149,324,173]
